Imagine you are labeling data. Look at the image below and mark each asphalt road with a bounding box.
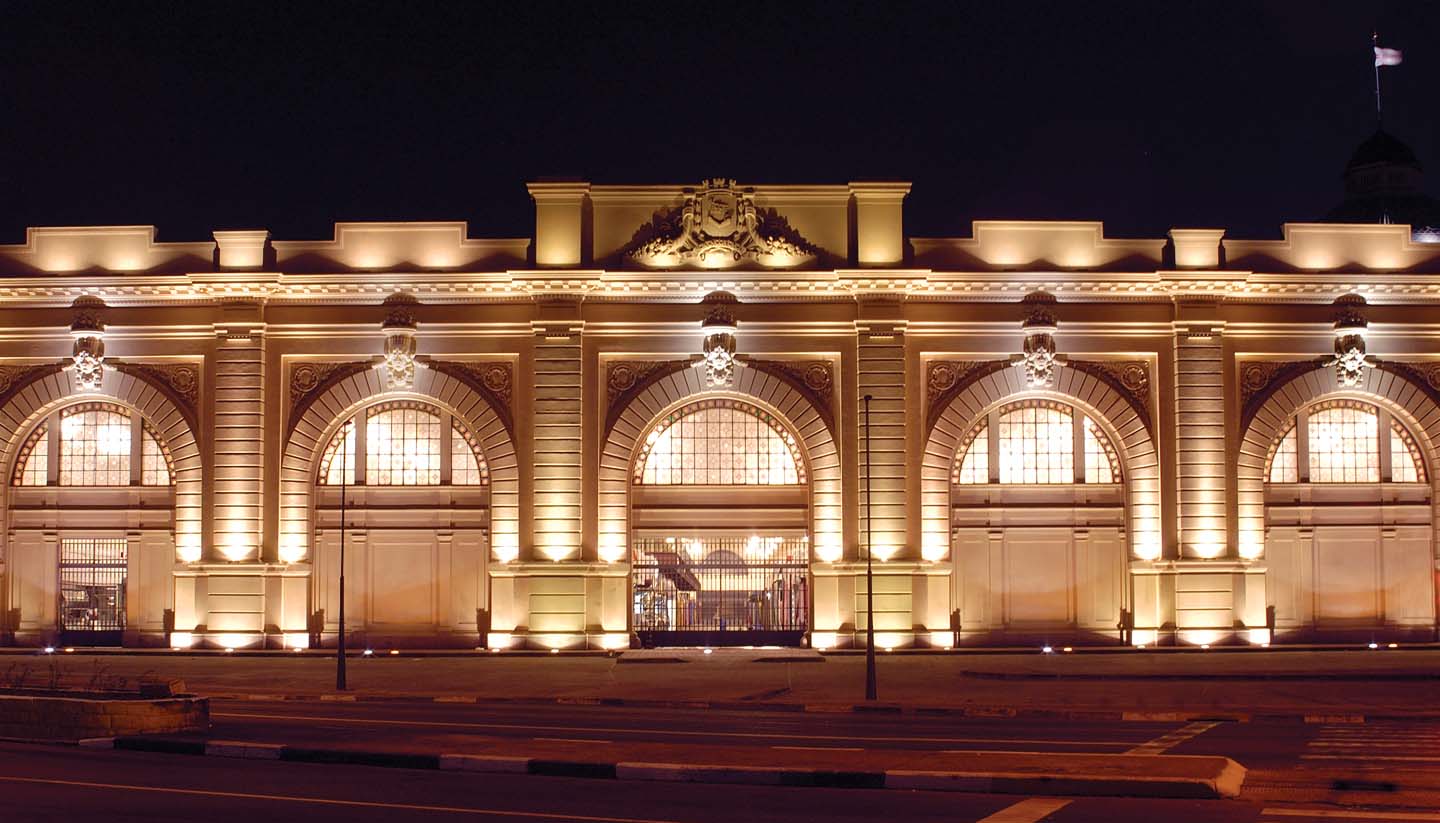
[5,701,1440,821]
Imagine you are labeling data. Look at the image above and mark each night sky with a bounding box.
[2,1,1435,246]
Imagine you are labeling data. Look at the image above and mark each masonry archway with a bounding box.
[600,364,841,646]
[280,365,517,647]
[2,367,201,646]
[923,364,1160,644]
[1242,365,1440,640]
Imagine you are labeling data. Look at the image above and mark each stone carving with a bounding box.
[1237,358,1329,433]
[0,364,63,408]
[381,293,419,389]
[422,359,515,435]
[1375,360,1440,411]
[607,360,683,404]
[1067,359,1153,432]
[700,291,739,387]
[924,359,1011,436]
[626,179,820,269]
[1015,292,1060,388]
[290,361,365,407]
[113,362,200,410]
[743,358,836,433]
[1328,294,1369,388]
[70,297,106,391]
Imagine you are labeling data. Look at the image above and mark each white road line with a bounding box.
[532,738,610,744]
[213,711,1141,748]
[976,798,1072,822]
[0,774,682,822]
[770,745,863,752]
[1126,721,1220,755]
[1301,754,1440,763]
[1263,808,1440,821]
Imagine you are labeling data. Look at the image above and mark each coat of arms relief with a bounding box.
[626,179,821,269]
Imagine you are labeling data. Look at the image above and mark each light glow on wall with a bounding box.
[486,632,515,650]
[1181,629,1222,647]
[927,631,954,649]
[810,631,839,650]
[1131,629,1158,647]
[169,631,194,649]
[597,632,629,650]
[1247,628,1272,646]
[284,633,310,650]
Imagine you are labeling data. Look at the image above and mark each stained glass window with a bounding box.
[1391,419,1426,483]
[317,403,488,486]
[953,423,989,484]
[952,399,1120,486]
[319,420,356,485]
[998,400,1074,484]
[1307,401,1379,483]
[451,422,489,485]
[12,425,48,486]
[141,426,172,486]
[59,404,131,486]
[366,402,441,486]
[1268,425,1299,483]
[634,398,805,485]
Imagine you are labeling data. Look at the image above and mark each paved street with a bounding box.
[7,699,1440,821]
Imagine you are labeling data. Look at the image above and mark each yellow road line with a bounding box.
[0,774,682,822]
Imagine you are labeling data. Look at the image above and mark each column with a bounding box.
[1173,314,1227,558]
[213,300,266,562]
[531,297,584,561]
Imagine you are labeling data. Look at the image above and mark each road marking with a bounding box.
[213,711,1142,748]
[1263,808,1440,820]
[0,774,682,822]
[976,798,1072,822]
[770,745,863,752]
[532,738,610,744]
[1126,721,1220,755]
[1301,754,1440,763]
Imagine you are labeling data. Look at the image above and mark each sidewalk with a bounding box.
[5,648,1437,718]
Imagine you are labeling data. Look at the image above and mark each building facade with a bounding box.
[2,177,1439,650]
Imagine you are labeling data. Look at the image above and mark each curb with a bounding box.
[92,736,1246,799]
[203,692,1440,724]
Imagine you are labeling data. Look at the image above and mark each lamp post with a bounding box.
[336,427,348,691]
[863,394,877,701]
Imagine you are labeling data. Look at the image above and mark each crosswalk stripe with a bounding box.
[976,798,1072,822]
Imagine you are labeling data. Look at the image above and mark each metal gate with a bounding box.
[59,538,127,644]
[632,536,809,647]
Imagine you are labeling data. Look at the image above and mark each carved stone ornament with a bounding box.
[113,362,200,410]
[742,357,836,433]
[1067,359,1154,433]
[700,291,739,387]
[1327,294,1369,388]
[1014,292,1060,388]
[607,360,684,404]
[924,359,1011,435]
[1237,357,1329,433]
[0,363,64,408]
[288,361,372,411]
[69,296,106,391]
[626,179,820,269]
[381,294,419,389]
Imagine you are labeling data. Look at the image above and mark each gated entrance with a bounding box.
[632,535,809,647]
[58,537,127,645]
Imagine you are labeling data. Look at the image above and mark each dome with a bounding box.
[1347,130,1421,171]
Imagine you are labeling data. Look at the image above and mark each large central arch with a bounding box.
[599,363,841,565]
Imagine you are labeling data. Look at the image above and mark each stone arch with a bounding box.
[599,363,842,563]
[1238,364,1440,557]
[279,365,519,563]
[922,364,1162,561]
[1,367,203,559]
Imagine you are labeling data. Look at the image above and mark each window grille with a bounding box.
[1268,425,1300,483]
[634,398,805,485]
[140,425,173,486]
[319,420,356,485]
[317,402,488,486]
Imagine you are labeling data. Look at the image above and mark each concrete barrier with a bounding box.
[0,692,208,741]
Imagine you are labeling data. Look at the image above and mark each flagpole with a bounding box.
[1373,32,1383,126]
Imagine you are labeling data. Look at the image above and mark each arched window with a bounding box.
[634,398,806,485]
[9,403,173,487]
[952,399,1121,485]
[1266,399,1426,484]
[317,400,488,486]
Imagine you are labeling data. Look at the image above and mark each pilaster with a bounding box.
[531,297,585,561]
[1172,309,1227,559]
[212,300,266,562]
[856,299,908,561]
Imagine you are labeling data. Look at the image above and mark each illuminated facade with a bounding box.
[3,177,1440,650]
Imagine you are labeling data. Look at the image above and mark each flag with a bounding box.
[1374,46,1403,67]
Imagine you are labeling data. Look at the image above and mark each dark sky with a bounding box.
[1,1,1435,246]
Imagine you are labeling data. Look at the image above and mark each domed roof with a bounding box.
[1347,130,1420,171]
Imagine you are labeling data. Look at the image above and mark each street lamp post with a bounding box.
[863,394,877,701]
[336,426,348,691]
